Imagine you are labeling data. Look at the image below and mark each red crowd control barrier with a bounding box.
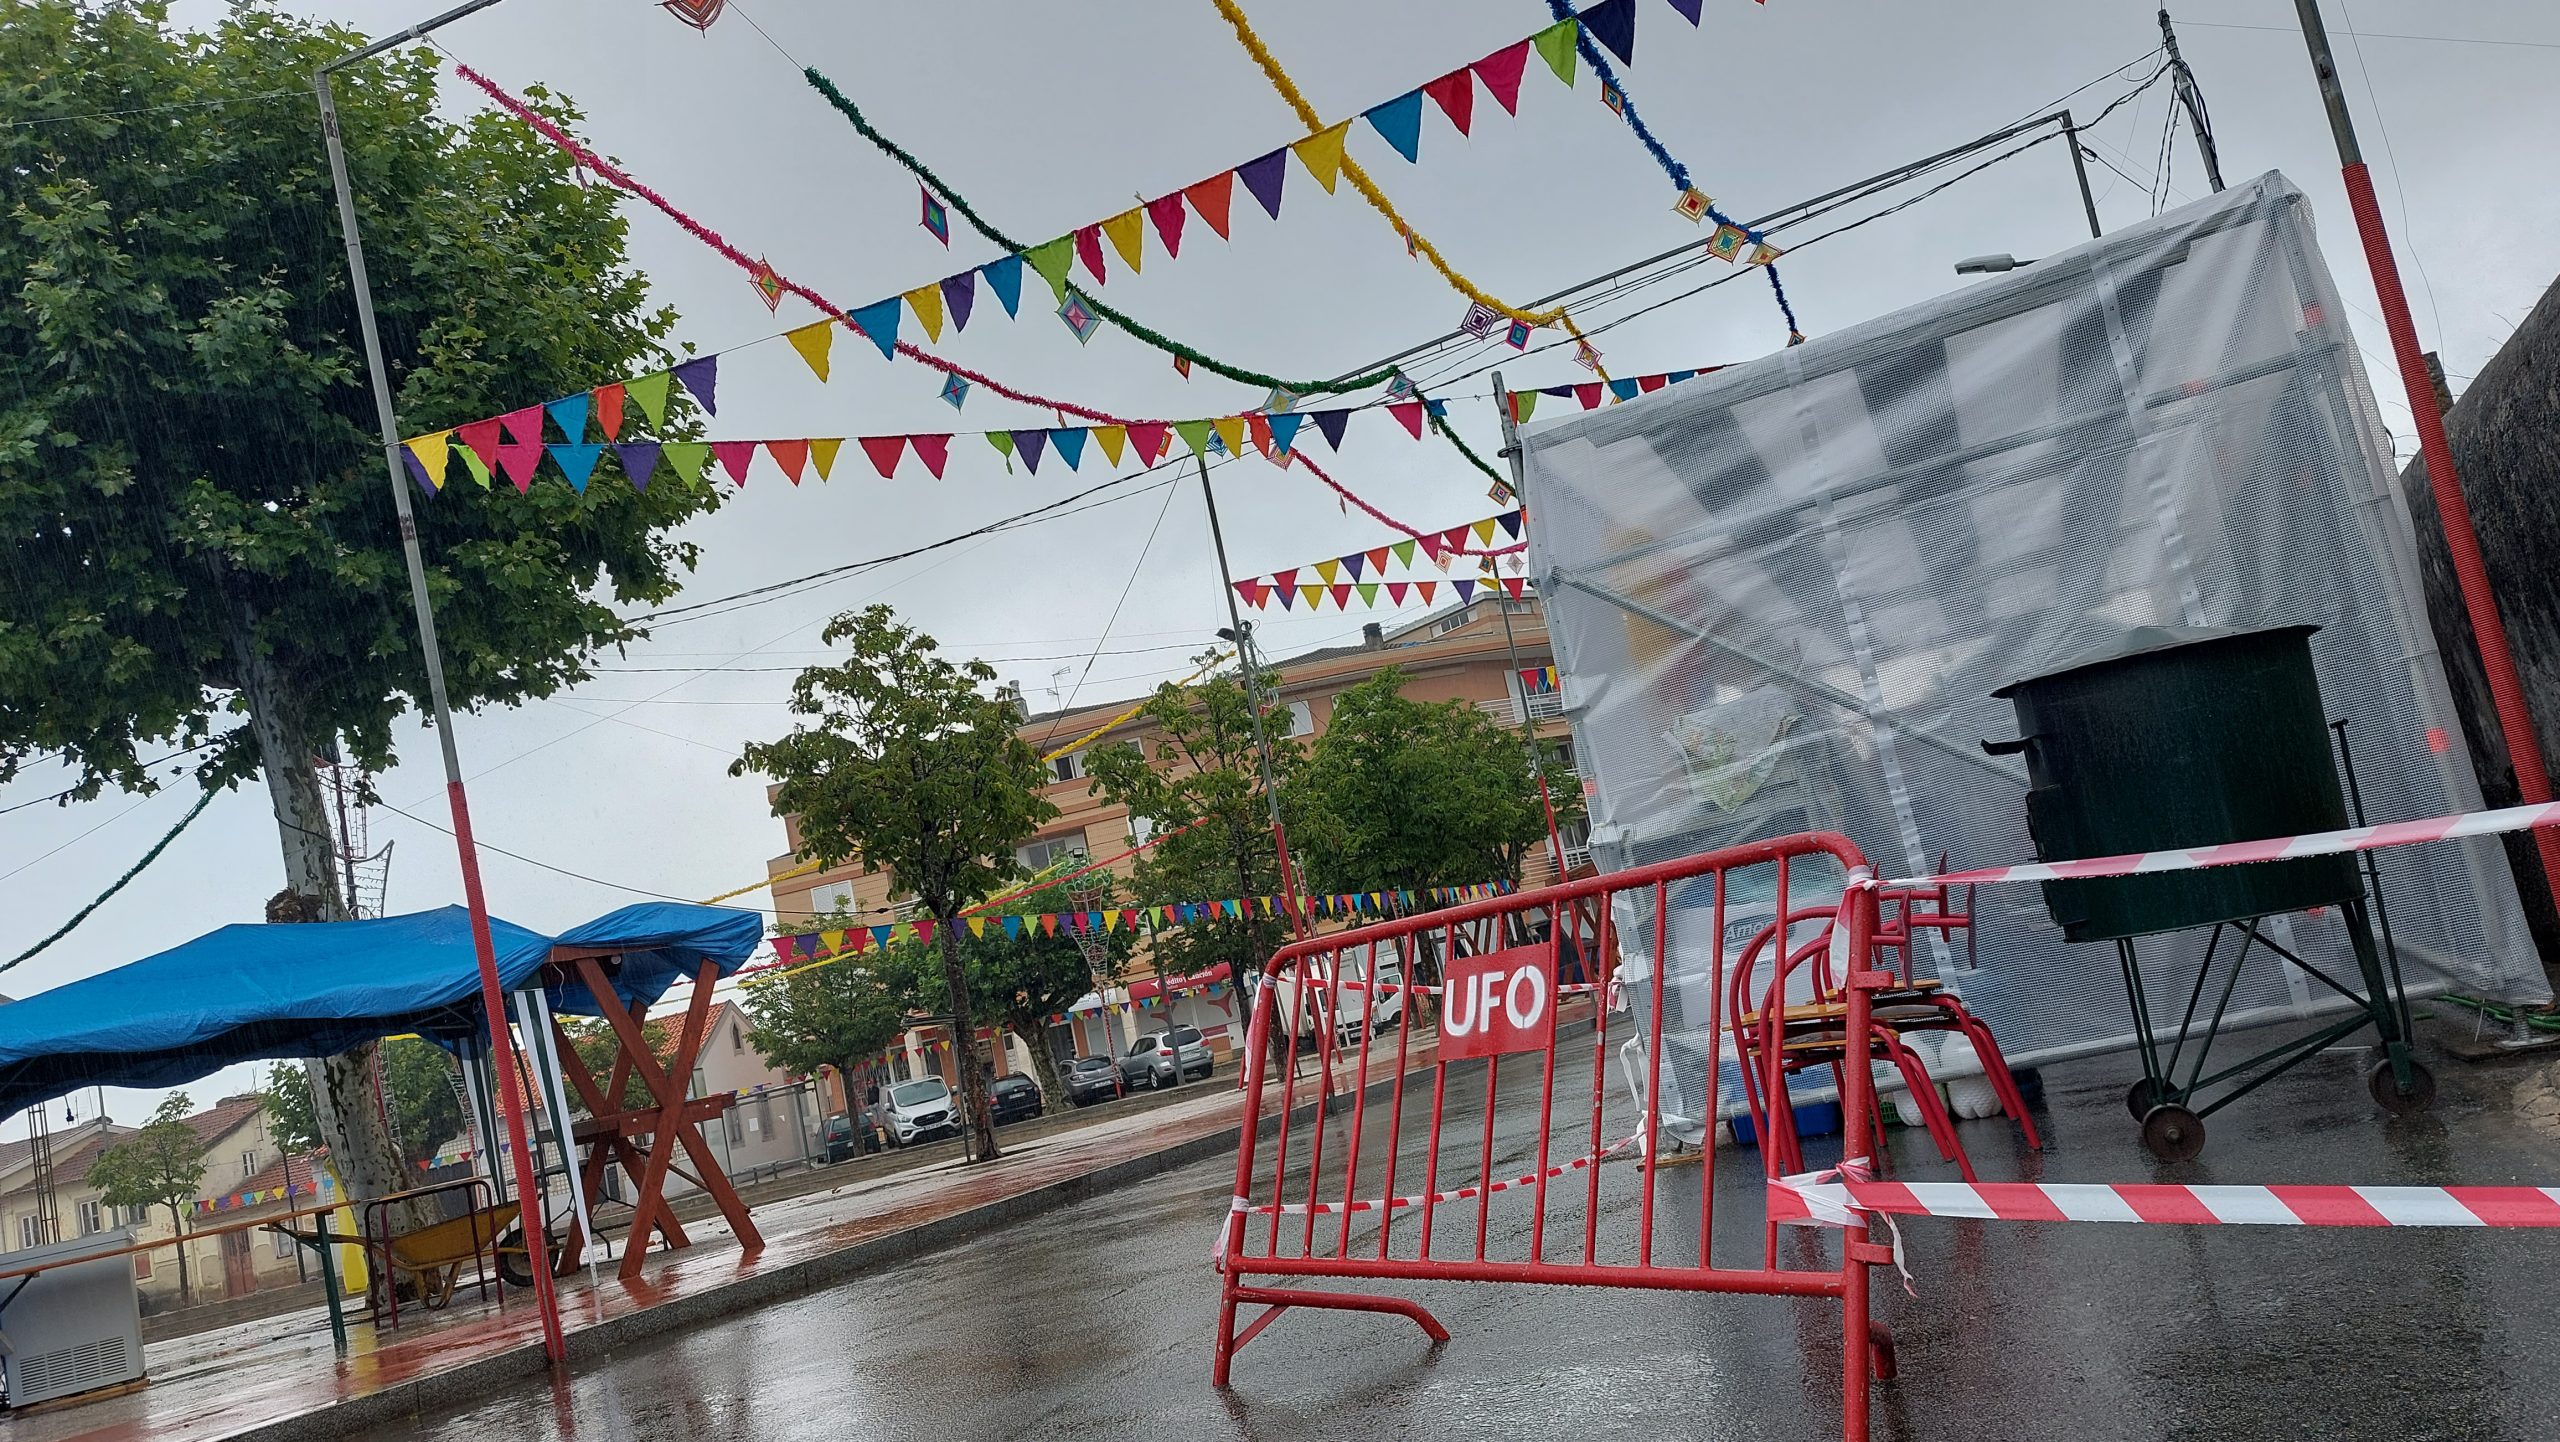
[1213,834,1900,1438]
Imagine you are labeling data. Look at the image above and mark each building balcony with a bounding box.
[1475,692,1564,726]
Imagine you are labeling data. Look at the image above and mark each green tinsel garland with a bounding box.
[3,785,218,972]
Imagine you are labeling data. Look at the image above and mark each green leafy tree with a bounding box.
[734,606,1056,1163]
[1085,668,1301,997]
[0,2,715,1220]
[263,1042,465,1170]
[741,957,910,1112]
[88,1094,210,1303]
[1296,667,1581,893]
[934,865,1133,1099]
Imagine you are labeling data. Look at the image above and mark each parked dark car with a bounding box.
[989,1074,1044,1124]
[821,1112,868,1163]
[1063,1054,1124,1106]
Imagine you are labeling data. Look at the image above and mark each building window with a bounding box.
[725,1110,744,1147]
[732,1024,745,1055]
[810,881,856,914]
[1286,701,1315,737]
[1049,750,1086,784]
[79,1200,103,1235]
[241,1150,261,1182]
[1128,814,1158,847]
[273,1226,295,1259]
[17,1215,44,1250]
[135,1249,154,1281]
[1017,834,1085,873]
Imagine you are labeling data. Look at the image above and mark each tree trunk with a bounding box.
[219,591,435,1234]
[935,920,998,1161]
[1011,1015,1065,1101]
[2394,279,2560,986]
[166,1202,190,1306]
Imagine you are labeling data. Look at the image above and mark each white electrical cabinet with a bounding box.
[0,1227,145,1408]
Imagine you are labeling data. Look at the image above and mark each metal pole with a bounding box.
[2288,0,2560,916]
[1199,458,1309,944]
[2159,9,2226,191]
[1489,376,1571,883]
[314,61,564,1367]
[2059,108,2105,239]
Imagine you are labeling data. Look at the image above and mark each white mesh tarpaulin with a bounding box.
[1522,173,2547,1085]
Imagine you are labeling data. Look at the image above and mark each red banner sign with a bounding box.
[1439,942,1556,1059]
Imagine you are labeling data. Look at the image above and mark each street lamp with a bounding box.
[1954,253,2033,276]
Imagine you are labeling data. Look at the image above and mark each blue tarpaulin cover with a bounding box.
[0,902,761,1119]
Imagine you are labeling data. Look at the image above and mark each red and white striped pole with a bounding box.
[2290,0,2560,912]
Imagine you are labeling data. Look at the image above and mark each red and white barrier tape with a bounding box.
[1887,797,2560,890]
[1230,1130,1643,1223]
[1281,979,1606,998]
[1771,1172,2560,1228]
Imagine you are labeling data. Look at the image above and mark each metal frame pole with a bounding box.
[2289,0,2560,916]
[316,21,563,1364]
[2059,108,2105,239]
[1199,458,1310,945]
[1489,375,1571,883]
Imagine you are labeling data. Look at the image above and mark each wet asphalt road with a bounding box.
[353,1015,2560,1442]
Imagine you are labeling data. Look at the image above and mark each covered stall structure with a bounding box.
[0,901,766,1298]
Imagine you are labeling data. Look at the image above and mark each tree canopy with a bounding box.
[262,1041,463,1167]
[1296,667,1578,893]
[735,604,1056,1161]
[1085,667,1300,987]
[87,1094,209,1300]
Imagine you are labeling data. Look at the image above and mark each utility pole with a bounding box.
[316,0,564,1367]
[2288,0,2560,918]
[2059,109,2105,239]
[2159,9,2226,192]
[1199,458,1309,946]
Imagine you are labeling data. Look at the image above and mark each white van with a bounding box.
[1269,940,1413,1047]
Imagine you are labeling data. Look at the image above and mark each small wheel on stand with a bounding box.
[2124,1077,2166,1121]
[2139,1104,2206,1162]
[2369,1057,2437,1115]
[496,1226,560,1289]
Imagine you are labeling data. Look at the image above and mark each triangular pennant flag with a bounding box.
[1474,518,1499,545]
[914,919,935,946]
[593,383,626,440]
[1392,538,1417,567]
[967,917,987,939]
[1247,412,1275,458]
[1013,428,1048,473]
[1234,579,1266,609]
[940,270,976,333]
[1363,90,1426,164]
[1265,411,1304,455]
[860,435,907,479]
[1102,910,1120,934]
[1389,401,1425,439]
[1023,237,1075,301]
[1174,419,1214,457]
[547,394,591,445]
[1271,567,1299,594]
[871,924,896,947]
[766,438,809,485]
[1576,382,1604,409]
[1094,425,1128,467]
[1357,582,1379,606]
[1144,192,1189,259]
[910,434,951,479]
[673,356,719,415]
[711,440,757,486]
[1609,377,1641,401]
[1039,914,1059,937]
[1502,575,1527,599]
[1312,409,1351,451]
[403,433,451,491]
[1444,525,1473,552]
[1048,427,1087,470]
[1582,0,1635,64]
[810,437,843,480]
[549,443,603,492]
[1301,585,1327,610]
[823,928,848,955]
[1454,578,1478,602]
[1416,580,1437,604]
[1102,207,1147,274]
[1001,914,1023,939]
[1497,509,1524,537]
[401,447,437,496]
[496,439,543,493]
[1314,558,1341,585]
[1292,121,1351,193]
[1184,171,1235,240]
[980,254,1025,317]
[1341,551,1365,580]
[1669,0,1703,23]
[616,441,662,492]
[1511,391,1537,422]
[1235,148,1288,219]
[988,431,1016,466]
[1330,583,1353,608]
[1387,580,1409,604]
[1072,224,1108,284]
[1211,415,1247,458]
[1127,420,1170,465]
[903,283,945,343]
[1419,531,1444,560]
[627,371,673,430]
[1423,68,1476,136]
[1475,39,1532,115]
[499,405,544,447]
[845,299,901,360]
[786,320,834,380]
[1273,580,1295,610]
[1532,18,1579,86]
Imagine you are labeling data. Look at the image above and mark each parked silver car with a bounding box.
[1118,1025,1213,1088]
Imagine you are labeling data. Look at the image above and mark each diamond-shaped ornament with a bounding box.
[660,0,724,31]
[939,373,970,410]
[748,259,783,312]
[1673,188,1712,224]
[1058,294,1101,345]
[919,187,951,247]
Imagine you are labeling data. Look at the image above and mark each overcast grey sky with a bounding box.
[7,0,2555,1132]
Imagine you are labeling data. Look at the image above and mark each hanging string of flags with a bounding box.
[1229,509,1532,611]
[402,388,1465,496]
[1519,666,1562,695]
[1510,364,1724,419]
[195,1173,336,1217]
[1240,573,1531,612]
[770,883,1515,969]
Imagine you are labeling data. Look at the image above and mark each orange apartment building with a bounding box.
[760,595,1579,1088]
